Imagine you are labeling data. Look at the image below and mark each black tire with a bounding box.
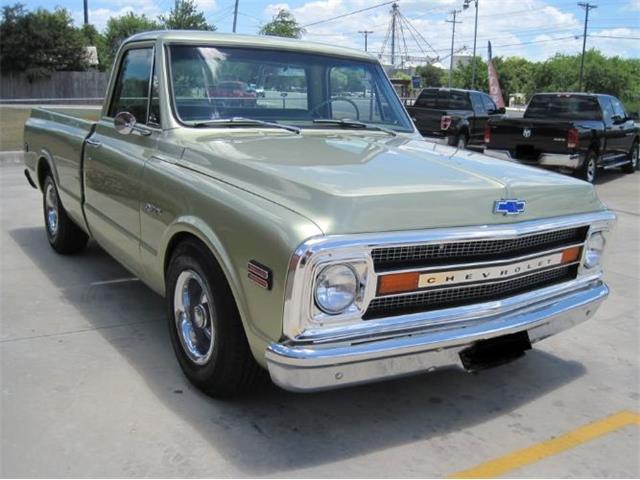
[448,131,468,149]
[166,239,261,397]
[42,174,88,254]
[576,150,598,184]
[621,141,638,174]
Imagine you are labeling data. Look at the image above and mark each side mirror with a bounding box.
[114,111,137,135]
[492,107,506,115]
[611,114,625,125]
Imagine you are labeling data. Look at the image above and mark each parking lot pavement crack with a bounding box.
[0,318,157,344]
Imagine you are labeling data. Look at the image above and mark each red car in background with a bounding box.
[208,81,257,107]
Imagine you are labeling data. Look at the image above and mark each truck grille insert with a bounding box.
[371,227,587,271]
[363,265,577,320]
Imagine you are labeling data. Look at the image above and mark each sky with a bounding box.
[5,0,639,62]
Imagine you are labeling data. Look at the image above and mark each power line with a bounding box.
[589,34,640,39]
[303,0,397,28]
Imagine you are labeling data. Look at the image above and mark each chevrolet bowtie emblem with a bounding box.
[494,199,526,215]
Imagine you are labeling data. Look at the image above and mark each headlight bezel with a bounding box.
[580,229,608,272]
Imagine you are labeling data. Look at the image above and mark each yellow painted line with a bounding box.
[448,410,640,479]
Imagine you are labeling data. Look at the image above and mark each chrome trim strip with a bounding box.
[282,210,616,340]
[267,282,608,392]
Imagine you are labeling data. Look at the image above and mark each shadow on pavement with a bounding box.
[9,226,587,476]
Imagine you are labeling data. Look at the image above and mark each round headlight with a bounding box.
[584,231,605,269]
[314,264,358,315]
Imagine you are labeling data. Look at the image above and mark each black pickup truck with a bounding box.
[484,93,639,183]
[407,87,505,149]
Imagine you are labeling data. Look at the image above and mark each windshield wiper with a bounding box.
[312,118,397,136]
[192,117,301,134]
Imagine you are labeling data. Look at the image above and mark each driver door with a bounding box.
[83,45,159,276]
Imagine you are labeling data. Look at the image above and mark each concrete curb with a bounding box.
[0,151,25,164]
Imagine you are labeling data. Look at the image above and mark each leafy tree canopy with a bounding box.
[159,0,215,31]
[259,9,305,39]
[102,12,159,68]
[0,3,89,78]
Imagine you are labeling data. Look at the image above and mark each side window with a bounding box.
[109,48,153,124]
[599,97,615,123]
[470,93,486,114]
[482,94,497,113]
[611,97,627,119]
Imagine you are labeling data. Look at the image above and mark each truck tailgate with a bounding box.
[488,118,576,159]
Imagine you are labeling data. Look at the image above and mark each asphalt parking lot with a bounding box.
[1,157,638,478]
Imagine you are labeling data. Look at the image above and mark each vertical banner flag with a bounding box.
[487,41,505,108]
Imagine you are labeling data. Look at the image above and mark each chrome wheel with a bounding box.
[586,158,596,183]
[174,270,215,365]
[45,182,59,236]
[633,145,638,169]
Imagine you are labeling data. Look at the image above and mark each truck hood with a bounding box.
[179,132,605,234]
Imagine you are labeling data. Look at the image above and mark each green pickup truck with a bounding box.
[24,31,615,396]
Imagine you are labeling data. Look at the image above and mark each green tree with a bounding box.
[259,9,305,38]
[103,12,159,68]
[159,0,215,30]
[0,3,88,78]
[414,63,445,88]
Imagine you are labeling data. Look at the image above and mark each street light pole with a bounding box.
[359,30,374,52]
[232,0,239,33]
[83,0,89,25]
[446,9,462,88]
[578,2,597,92]
[463,0,479,89]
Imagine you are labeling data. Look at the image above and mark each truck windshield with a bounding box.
[524,95,602,120]
[167,45,414,132]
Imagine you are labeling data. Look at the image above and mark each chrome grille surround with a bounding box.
[371,227,587,271]
[282,211,616,342]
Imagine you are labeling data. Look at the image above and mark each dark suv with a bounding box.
[407,87,505,148]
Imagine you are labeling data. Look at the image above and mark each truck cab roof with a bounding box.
[124,30,376,62]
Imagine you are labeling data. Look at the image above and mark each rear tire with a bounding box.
[576,150,598,184]
[166,239,261,397]
[622,141,638,173]
[449,131,468,150]
[42,174,88,254]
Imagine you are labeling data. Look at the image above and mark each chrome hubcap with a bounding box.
[174,270,215,365]
[45,183,59,236]
[633,147,638,168]
[457,137,465,149]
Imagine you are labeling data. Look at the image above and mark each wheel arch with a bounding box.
[36,149,59,191]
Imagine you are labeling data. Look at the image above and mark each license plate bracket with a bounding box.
[459,331,532,372]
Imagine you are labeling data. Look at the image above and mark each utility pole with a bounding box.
[446,9,462,88]
[464,0,479,89]
[232,0,239,33]
[578,2,597,92]
[359,30,374,52]
[390,3,398,66]
[83,0,89,25]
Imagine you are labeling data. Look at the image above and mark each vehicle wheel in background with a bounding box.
[621,141,638,174]
[449,132,468,150]
[42,174,88,254]
[166,238,261,397]
[576,151,598,184]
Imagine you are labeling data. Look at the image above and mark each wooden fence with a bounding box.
[0,71,109,102]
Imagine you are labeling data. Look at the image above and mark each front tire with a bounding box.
[576,150,598,184]
[622,141,638,173]
[166,239,261,397]
[42,174,88,254]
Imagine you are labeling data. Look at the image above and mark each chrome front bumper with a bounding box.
[484,149,582,169]
[266,281,608,392]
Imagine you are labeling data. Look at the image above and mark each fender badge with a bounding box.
[248,260,272,290]
[494,199,526,215]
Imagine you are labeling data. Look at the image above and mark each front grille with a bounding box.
[363,265,577,320]
[371,227,587,271]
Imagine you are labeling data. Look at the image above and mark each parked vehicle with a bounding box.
[485,93,639,183]
[208,80,257,107]
[24,32,615,396]
[407,87,506,149]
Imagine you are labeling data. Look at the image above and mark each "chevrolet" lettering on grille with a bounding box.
[417,251,565,288]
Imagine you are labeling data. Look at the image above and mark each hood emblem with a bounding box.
[494,199,526,215]
[522,128,532,138]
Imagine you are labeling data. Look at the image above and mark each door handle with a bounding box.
[86,138,102,148]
